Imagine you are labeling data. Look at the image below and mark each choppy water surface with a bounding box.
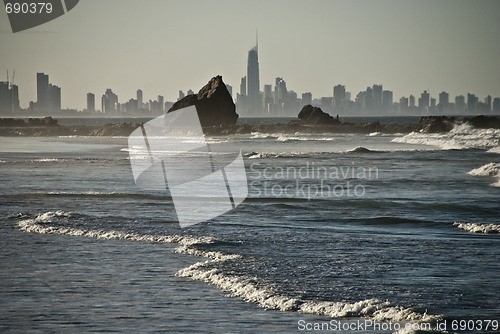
[1,124,499,333]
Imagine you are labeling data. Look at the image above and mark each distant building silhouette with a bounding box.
[246,41,261,115]
[101,88,118,113]
[36,73,60,112]
[302,92,312,106]
[137,89,143,109]
[493,98,500,113]
[87,93,95,112]
[333,85,346,112]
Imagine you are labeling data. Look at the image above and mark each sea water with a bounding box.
[1,123,499,333]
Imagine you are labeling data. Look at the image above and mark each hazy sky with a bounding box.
[1,0,499,110]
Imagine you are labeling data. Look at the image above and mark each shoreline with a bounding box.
[0,115,499,137]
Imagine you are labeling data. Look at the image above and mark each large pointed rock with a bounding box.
[167,75,238,127]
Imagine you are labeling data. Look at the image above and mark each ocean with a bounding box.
[1,120,499,333]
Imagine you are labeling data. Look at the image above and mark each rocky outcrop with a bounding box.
[167,75,238,127]
[413,116,454,133]
[89,123,137,136]
[465,115,500,129]
[296,105,340,126]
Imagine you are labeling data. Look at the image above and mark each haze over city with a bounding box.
[1,0,499,111]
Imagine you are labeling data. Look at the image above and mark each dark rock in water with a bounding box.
[465,115,500,129]
[27,117,59,127]
[413,116,454,133]
[90,123,137,136]
[297,105,340,126]
[167,75,238,127]
[0,118,27,127]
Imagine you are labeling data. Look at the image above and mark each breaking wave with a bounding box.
[486,146,500,154]
[453,222,500,234]
[244,151,325,159]
[276,134,335,142]
[468,162,500,187]
[17,210,214,246]
[17,210,443,330]
[392,123,500,150]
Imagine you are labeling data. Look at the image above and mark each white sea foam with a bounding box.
[176,255,443,327]
[392,123,500,150]
[244,151,309,159]
[249,132,278,139]
[468,162,500,177]
[468,162,500,187]
[486,146,500,154]
[18,211,215,246]
[18,210,444,330]
[31,158,60,162]
[276,134,335,142]
[453,222,500,234]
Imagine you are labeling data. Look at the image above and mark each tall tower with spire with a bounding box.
[246,32,261,114]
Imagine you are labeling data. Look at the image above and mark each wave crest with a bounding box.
[453,222,500,234]
[18,211,444,329]
[392,123,500,150]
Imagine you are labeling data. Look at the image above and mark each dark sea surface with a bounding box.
[1,120,499,333]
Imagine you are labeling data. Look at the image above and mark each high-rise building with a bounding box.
[409,95,416,109]
[333,85,346,111]
[247,40,261,114]
[240,76,246,96]
[10,84,19,112]
[87,93,95,112]
[485,95,492,112]
[372,84,383,112]
[49,84,61,111]
[36,73,61,112]
[275,77,287,114]
[493,98,500,113]
[101,88,118,113]
[399,97,409,113]
[37,72,49,111]
[455,95,466,114]
[302,92,312,106]
[418,90,430,112]
[467,93,478,114]
[382,90,393,112]
[137,89,143,109]
[0,82,9,113]
[263,84,273,114]
[438,91,449,114]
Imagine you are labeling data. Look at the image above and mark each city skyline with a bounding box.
[1,68,499,116]
[1,0,499,110]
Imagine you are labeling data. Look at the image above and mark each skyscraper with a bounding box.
[247,37,261,114]
[0,81,9,113]
[87,93,95,112]
[10,84,19,112]
[137,89,143,109]
[36,73,61,112]
[102,88,118,113]
[333,85,346,111]
[37,72,49,111]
